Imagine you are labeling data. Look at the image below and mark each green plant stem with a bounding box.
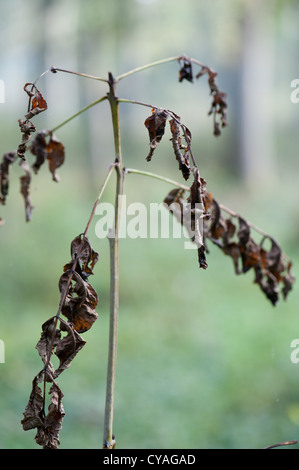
[115,55,210,83]
[83,163,116,237]
[50,95,108,134]
[124,167,189,191]
[51,66,108,83]
[103,73,124,449]
[115,56,181,82]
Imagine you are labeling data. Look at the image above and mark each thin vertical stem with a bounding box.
[103,73,124,449]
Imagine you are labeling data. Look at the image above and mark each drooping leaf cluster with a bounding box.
[179,56,228,135]
[21,234,99,449]
[164,185,295,305]
[142,57,294,305]
[0,84,65,222]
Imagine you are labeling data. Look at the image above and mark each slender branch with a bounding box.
[189,56,213,70]
[124,167,189,191]
[103,73,124,449]
[115,55,213,83]
[83,162,116,237]
[118,97,155,109]
[264,440,297,449]
[33,68,53,86]
[50,66,108,83]
[49,95,108,134]
[115,56,181,82]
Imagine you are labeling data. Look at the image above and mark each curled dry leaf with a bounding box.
[59,234,99,333]
[21,234,98,448]
[164,169,208,270]
[34,381,65,450]
[20,160,34,222]
[195,65,228,135]
[46,134,65,182]
[21,370,65,450]
[30,131,65,182]
[203,193,295,305]
[169,118,191,181]
[0,151,17,204]
[24,83,48,120]
[64,233,99,279]
[188,169,208,269]
[144,108,168,161]
[17,119,36,160]
[17,84,47,160]
[178,57,193,83]
[59,271,98,333]
[30,130,48,174]
[35,316,86,379]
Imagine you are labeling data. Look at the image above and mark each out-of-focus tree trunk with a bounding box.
[239,0,276,189]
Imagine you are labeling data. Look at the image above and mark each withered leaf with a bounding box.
[17,119,36,160]
[195,66,228,135]
[36,317,61,368]
[237,217,250,245]
[36,316,86,379]
[164,187,185,225]
[178,57,193,83]
[21,371,45,432]
[58,234,99,333]
[67,234,99,279]
[54,319,86,378]
[20,160,34,222]
[169,118,191,181]
[0,151,17,204]
[282,262,295,300]
[203,192,295,305]
[17,85,47,160]
[46,134,65,182]
[164,172,208,270]
[59,271,98,333]
[34,382,65,450]
[254,267,279,306]
[21,371,65,450]
[24,83,48,120]
[30,130,48,174]
[208,90,228,136]
[189,169,208,269]
[144,108,168,161]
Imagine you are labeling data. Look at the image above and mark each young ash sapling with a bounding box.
[0,55,295,449]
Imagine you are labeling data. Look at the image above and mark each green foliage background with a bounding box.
[0,0,299,449]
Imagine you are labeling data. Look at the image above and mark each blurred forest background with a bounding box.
[1,0,299,449]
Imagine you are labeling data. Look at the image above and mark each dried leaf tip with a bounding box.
[144,108,168,162]
[178,57,193,83]
[17,84,48,160]
[60,234,99,333]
